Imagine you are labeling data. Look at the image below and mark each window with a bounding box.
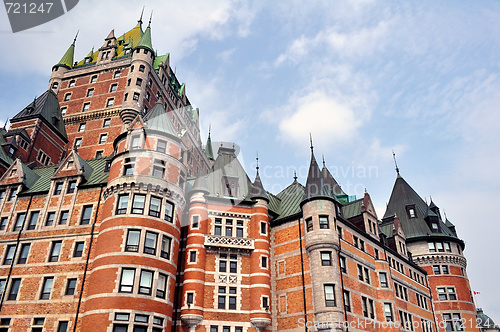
[144,231,157,255]
[343,290,351,312]
[61,107,67,115]
[362,297,375,319]
[215,218,222,235]
[106,98,114,107]
[433,265,441,275]
[90,75,97,83]
[192,216,199,229]
[139,65,145,72]
[225,219,233,237]
[160,235,171,259]
[123,157,135,175]
[49,241,62,262]
[103,118,111,127]
[69,80,75,87]
[110,84,118,92]
[74,138,82,148]
[25,211,38,231]
[380,272,388,287]
[82,102,90,112]
[319,216,329,229]
[131,136,141,150]
[117,194,129,214]
[164,201,173,222]
[353,235,359,248]
[86,88,94,97]
[0,217,6,231]
[40,277,54,299]
[78,123,86,132]
[57,321,68,332]
[4,245,15,265]
[219,254,227,272]
[139,270,153,295]
[443,313,463,331]
[229,290,237,309]
[306,218,313,232]
[99,134,107,144]
[236,220,244,237]
[384,303,393,322]
[442,265,449,274]
[222,177,238,197]
[321,251,332,266]
[136,78,142,86]
[146,91,151,101]
[54,183,63,195]
[438,287,457,301]
[262,296,269,310]
[152,165,165,178]
[64,93,71,101]
[261,256,267,268]
[156,273,167,298]
[339,256,346,273]
[0,279,5,300]
[13,213,25,231]
[359,239,365,252]
[125,230,140,252]
[132,194,146,214]
[81,205,92,224]
[324,285,335,307]
[157,140,166,153]
[408,208,416,218]
[8,278,21,300]
[67,180,77,194]
[189,251,197,263]
[218,294,226,309]
[229,254,238,273]
[119,268,135,293]
[52,82,59,89]
[17,243,30,264]
[260,221,267,235]
[65,278,77,295]
[46,212,56,226]
[59,210,69,225]
[133,92,140,100]
[114,71,121,78]
[428,242,436,252]
[73,241,84,257]
[186,292,194,305]
[375,248,379,259]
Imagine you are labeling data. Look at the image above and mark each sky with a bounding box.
[1,0,499,323]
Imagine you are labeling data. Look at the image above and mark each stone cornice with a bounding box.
[413,253,467,268]
[63,107,121,125]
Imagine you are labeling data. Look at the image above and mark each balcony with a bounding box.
[204,235,254,250]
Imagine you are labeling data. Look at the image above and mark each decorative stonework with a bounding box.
[63,107,120,125]
[204,235,255,250]
[413,254,467,268]
[103,181,186,208]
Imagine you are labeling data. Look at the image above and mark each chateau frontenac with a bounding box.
[0,16,494,332]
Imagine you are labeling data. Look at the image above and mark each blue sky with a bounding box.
[1,0,499,323]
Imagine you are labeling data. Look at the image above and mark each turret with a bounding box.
[49,34,77,94]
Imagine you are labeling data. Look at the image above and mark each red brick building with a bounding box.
[0,17,482,332]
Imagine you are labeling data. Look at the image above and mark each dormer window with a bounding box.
[130,135,141,150]
[406,205,416,219]
[84,57,91,64]
[52,82,58,89]
[222,177,238,197]
[431,222,439,232]
[7,147,15,158]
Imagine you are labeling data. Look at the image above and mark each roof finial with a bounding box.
[322,154,325,167]
[293,170,298,181]
[392,150,400,176]
[208,123,211,138]
[139,6,144,23]
[310,133,314,152]
[148,10,153,26]
[444,209,448,220]
[256,151,259,171]
[73,30,79,44]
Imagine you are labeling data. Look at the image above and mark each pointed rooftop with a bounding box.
[53,36,76,70]
[136,21,153,53]
[274,175,305,222]
[322,160,347,197]
[205,129,214,160]
[250,158,268,201]
[0,158,40,189]
[302,140,333,203]
[142,100,178,138]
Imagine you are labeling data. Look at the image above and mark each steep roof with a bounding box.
[250,169,268,201]
[136,23,153,53]
[382,174,458,241]
[274,179,305,222]
[143,101,177,137]
[53,39,75,70]
[10,90,67,141]
[205,132,214,160]
[302,150,334,202]
[322,162,347,196]
[342,198,363,219]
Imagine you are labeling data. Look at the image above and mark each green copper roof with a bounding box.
[143,101,177,137]
[136,24,153,52]
[54,39,75,70]
[274,180,305,222]
[205,132,214,160]
[342,198,363,219]
[153,53,169,70]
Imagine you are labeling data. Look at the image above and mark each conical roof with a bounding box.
[54,39,75,70]
[250,169,268,201]
[322,161,346,196]
[143,100,177,137]
[302,150,333,202]
[205,131,214,160]
[136,23,153,52]
[191,175,209,195]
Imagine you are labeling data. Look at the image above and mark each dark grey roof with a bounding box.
[302,151,333,202]
[250,169,268,201]
[11,90,67,141]
[322,164,346,196]
[382,175,458,241]
[274,180,305,222]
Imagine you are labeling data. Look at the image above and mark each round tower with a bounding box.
[81,103,185,331]
[300,147,344,332]
[180,175,210,331]
[249,168,272,331]
[121,21,155,124]
[48,35,76,95]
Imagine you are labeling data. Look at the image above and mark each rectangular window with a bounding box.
[86,88,94,97]
[64,93,71,101]
[110,84,118,92]
[160,235,171,259]
[358,264,363,281]
[132,194,145,214]
[74,138,82,148]
[54,183,63,195]
[73,241,84,257]
[3,244,15,265]
[139,270,153,295]
[0,279,5,300]
[148,197,161,218]
[380,272,388,287]
[103,118,111,127]
[343,290,351,312]
[229,296,237,310]
[65,278,77,295]
[261,256,267,268]
[8,188,17,201]
[236,220,243,237]
[13,213,25,231]
[262,296,269,310]
[353,236,359,248]
[49,241,62,262]
[164,201,173,222]
[437,242,444,252]
[8,278,21,300]
[17,243,30,264]
[80,205,92,224]
[0,217,7,230]
[152,165,164,178]
[189,251,197,263]
[117,194,129,214]
[57,321,68,332]
[67,180,77,194]
[321,251,332,266]
[82,102,90,112]
[156,273,167,299]
[219,254,227,272]
[339,256,346,273]
[260,221,266,234]
[136,78,142,86]
[433,265,441,275]
[133,92,140,101]
[306,218,313,232]
[428,242,436,252]
[384,303,393,322]
[59,210,69,225]
[364,267,370,284]
[126,230,140,252]
[119,268,135,293]
[144,231,157,255]
[324,284,335,307]
[90,75,97,83]
[192,216,199,229]
[99,134,107,144]
[106,98,114,107]
[40,277,54,299]
[187,292,194,304]
[442,265,449,274]
[319,216,329,229]
[45,212,55,226]
[78,123,86,132]
[157,140,166,153]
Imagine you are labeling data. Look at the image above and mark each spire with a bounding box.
[392,150,400,177]
[205,126,214,160]
[310,133,314,152]
[293,170,298,182]
[136,18,153,52]
[303,140,332,202]
[251,154,268,202]
[53,33,78,70]
[139,6,144,24]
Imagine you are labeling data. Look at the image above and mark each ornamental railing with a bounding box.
[204,235,254,250]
